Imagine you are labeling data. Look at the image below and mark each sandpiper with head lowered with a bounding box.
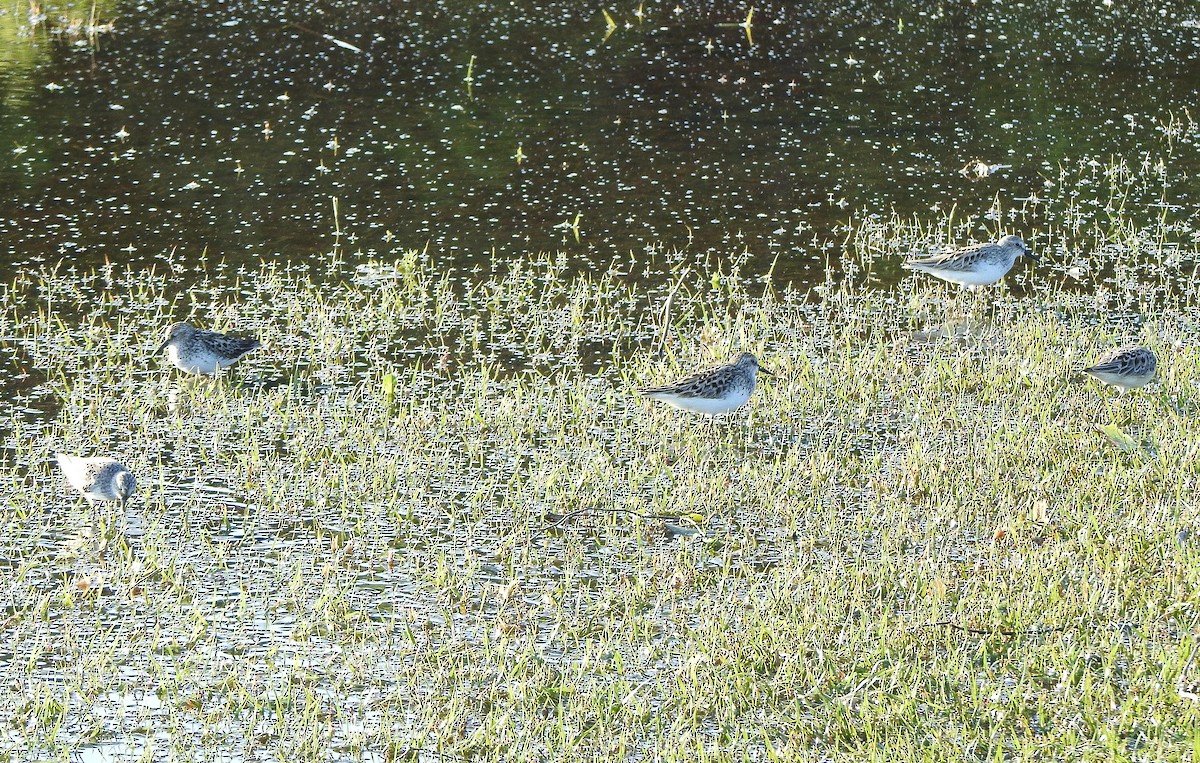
[56,453,136,508]
[903,234,1036,288]
[641,352,773,416]
[1083,345,1157,394]
[156,321,261,375]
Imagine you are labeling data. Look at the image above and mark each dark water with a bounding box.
[1,0,1199,286]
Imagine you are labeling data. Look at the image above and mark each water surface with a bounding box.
[1,0,1198,287]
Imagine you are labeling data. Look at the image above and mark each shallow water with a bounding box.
[3,248,1197,759]
[1,1,1199,288]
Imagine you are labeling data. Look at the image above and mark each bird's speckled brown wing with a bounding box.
[904,242,999,271]
[642,364,737,399]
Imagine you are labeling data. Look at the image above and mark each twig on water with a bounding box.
[287,21,364,53]
[918,620,1070,637]
[531,506,698,542]
[1178,643,1199,701]
[391,748,471,763]
[654,272,688,359]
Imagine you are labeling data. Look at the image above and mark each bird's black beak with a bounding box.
[154,338,169,354]
[1024,247,1038,261]
[758,366,774,376]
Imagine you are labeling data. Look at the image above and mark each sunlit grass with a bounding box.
[2,188,1200,759]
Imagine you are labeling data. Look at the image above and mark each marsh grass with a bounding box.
[3,200,1200,760]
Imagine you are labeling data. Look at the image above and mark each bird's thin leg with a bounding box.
[82,496,100,527]
[967,285,986,318]
[1108,389,1135,427]
[705,415,719,438]
[1125,390,1141,426]
[948,285,974,325]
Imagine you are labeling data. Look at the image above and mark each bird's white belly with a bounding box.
[650,388,751,415]
[168,345,221,375]
[1089,370,1153,391]
[918,261,1010,286]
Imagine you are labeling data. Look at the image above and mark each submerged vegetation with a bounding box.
[3,176,1200,758]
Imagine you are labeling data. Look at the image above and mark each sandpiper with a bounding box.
[641,352,773,415]
[56,453,136,508]
[1083,345,1157,393]
[903,234,1036,288]
[156,321,261,375]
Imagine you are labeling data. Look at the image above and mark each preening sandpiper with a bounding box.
[1083,345,1157,393]
[156,321,261,375]
[903,235,1036,288]
[641,352,773,416]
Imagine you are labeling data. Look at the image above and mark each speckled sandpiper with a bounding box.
[903,234,1036,288]
[1083,345,1157,393]
[156,321,261,375]
[56,453,136,508]
[641,352,773,416]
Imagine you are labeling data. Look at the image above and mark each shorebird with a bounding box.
[903,234,1036,288]
[56,453,136,508]
[156,321,261,375]
[641,352,773,415]
[1083,345,1157,393]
